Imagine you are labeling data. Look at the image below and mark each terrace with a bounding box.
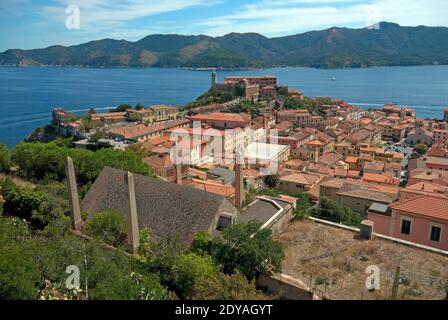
[276,219,448,300]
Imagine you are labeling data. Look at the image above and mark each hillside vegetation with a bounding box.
[1,23,448,69]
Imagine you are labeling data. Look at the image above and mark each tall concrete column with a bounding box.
[65,156,83,231]
[235,148,245,209]
[125,172,140,254]
[175,163,183,185]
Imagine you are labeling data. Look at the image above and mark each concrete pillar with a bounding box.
[65,156,83,231]
[235,148,245,209]
[360,220,374,240]
[125,172,140,253]
[175,163,183,185]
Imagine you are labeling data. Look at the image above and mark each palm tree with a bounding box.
[263,174,280,189]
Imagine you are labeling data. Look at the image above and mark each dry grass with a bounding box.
[0,173,36,189]
[276,219,448,300]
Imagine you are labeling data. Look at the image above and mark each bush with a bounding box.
[1,184,48,220]
[171,253,217,299]
[85,210,127,247]
[210,222,284,280]
[195,271,266,300]
[0,215,168,300]
[11,142,154,186]
[0,143,11,172]
[311,197,362,227]
[190,231,211,257]
[0,243,40,299]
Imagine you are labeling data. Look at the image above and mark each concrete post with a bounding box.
[175,163,183,185]
[125,172,140,254]
[360,220,374,240]
[235,148,245,209]
[65,156,82,231]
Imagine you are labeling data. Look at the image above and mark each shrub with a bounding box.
[171,253,217,299]
[85,210,127,247]
[195,271,266,300]
[2,184,48,220]
[0,143,11,172]
[310,197,362,227]
[190,231,211,256]
[210,222,284,280]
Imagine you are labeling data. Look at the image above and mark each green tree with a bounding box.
[311,197,362,227]
[263,174,280,189]
[210,222,284,280]
[85,210,126,247]
[293,192,313,219]
[0,144,11,172]
[110,104,132,112]
[171,253,217,299]
[135,103,145,110]
[12,142,153,185]
[413,143,428,156]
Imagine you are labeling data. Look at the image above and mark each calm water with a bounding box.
[0,66,447,147]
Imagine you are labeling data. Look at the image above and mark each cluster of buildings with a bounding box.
[54,74,448,253]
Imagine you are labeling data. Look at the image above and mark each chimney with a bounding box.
[65,156,83,231]
[125,172,140,254]
[234,148,245,209]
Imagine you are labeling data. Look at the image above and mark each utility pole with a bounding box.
[391,266,401,300]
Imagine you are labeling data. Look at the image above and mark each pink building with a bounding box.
[368,195,448,251]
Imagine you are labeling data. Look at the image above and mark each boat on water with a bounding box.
[332,76,336,81]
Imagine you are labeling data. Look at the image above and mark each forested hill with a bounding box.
[1,22,447,69]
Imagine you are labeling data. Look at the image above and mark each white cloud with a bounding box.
[38,0,216,36]
[193,0,448,36]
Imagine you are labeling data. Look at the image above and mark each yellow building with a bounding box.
[126,105,179,123]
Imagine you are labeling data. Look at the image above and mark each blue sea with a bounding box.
[0,66,447,147]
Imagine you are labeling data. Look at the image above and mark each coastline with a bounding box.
[0,63,446,71]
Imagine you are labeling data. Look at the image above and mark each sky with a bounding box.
[0,0,447,51]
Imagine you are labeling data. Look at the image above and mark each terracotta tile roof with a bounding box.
[190,112,251,124]
[405,181,448,194]
[185,178,235,197]
[364,161,385,172]
[348,170,361,178]
[306,140,326,146]
[390,195,448,221]
[362,172,399,185]
[318,152,342,167]
[109,119,188,140]
[338,188,395,203]
[345,156,359,163]
[426,156,448,166]
[280,172,320,186]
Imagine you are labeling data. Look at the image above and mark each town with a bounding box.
[2,72,448,300]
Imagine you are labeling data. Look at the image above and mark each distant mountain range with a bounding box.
[1,22,448,69]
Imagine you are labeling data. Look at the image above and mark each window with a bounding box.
[430,225,442,242]
[216,215,232,231]
[401,219,412,235]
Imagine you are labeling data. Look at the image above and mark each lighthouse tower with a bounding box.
[211,69,217,88]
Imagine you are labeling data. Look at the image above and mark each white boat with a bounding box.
[332,76,336,81]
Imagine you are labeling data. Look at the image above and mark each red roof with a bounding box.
[190,112,251,124]
[390,195,448,221]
